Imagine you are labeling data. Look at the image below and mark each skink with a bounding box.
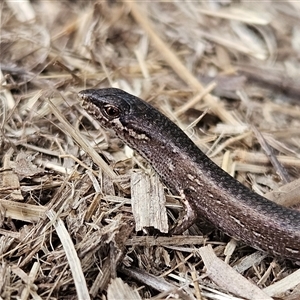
[79,88,300,260]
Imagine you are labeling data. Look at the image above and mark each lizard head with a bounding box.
[78,88,164,148]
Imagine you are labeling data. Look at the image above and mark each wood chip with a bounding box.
[107,277,142,300]
[199,245,272,300]
[131,171,168,233]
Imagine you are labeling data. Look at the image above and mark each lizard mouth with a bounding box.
[78,95,101,119]
[78,92,87,107]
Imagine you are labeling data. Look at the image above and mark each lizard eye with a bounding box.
[103,104,120,119]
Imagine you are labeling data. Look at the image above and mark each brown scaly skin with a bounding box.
[79,88,300,260]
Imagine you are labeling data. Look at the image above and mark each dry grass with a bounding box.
[1,1,300,299]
